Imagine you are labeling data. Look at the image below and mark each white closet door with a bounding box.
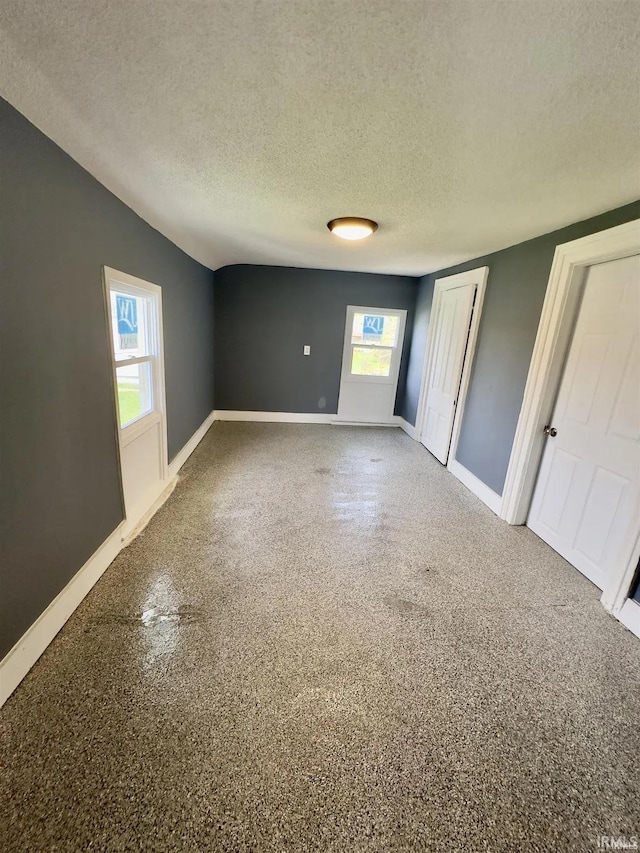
[421,283,476,463]
[528,254,640,590]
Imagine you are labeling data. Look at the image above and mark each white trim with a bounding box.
[501,220,640,526]
[338,305,407,386]
[214,410,334,424]
[617,598,640,640]
[0,522,124,706]
[213,411,486,450]
[119,411,162,448]
[0,409,216,707]
[121,477,178,545]
[448,458,503,516]
[213,410,412,429]
[112,354,151,367]
[168,410,216,477]
[415,267,489,463]
[398,417,417,440]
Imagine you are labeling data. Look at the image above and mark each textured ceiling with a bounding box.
[1,1,639,275]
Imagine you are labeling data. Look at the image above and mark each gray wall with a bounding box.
[403,201,640,495]
[400,278,435,427]
[214,265,417,415]
[0,98,215,657]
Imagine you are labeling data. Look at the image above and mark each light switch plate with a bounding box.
[303,345,311,355]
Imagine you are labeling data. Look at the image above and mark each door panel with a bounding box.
[336,382,397,424]
[120,421,164,525]
[573,466,629,564]
[337,307,407,423]
[528,254,640,590]
[609,335,640,441]
[421,283,476,463]
[536,448,580,531]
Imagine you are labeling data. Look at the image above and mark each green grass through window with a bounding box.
[351,347,392,377]
[117,381,142,427]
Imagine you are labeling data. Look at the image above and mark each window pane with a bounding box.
[110,290,152,360]
[351,313,399,347]
[116,362,153,427]
[351,347,392,377]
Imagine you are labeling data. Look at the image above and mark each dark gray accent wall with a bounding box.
[399,277,435,425]
[0,98,215,657]
[403,201,640,496]
[214,265,417,415]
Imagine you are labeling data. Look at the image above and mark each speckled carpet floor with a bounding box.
[1,423,639,852]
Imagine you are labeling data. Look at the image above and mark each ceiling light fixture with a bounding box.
[327,217,378,241]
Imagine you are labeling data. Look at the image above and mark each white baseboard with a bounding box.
[122,477,178,545]
[214,410,413,430]
[448,458,503,516]
[616,598,640,640]
[0,409,216,707]
[214,410,333,424]
[0,522,125,706]
[168,410,216,477]
[398,417,417,440]
[332,419,401,427]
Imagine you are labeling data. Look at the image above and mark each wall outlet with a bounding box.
[303,345,311,355]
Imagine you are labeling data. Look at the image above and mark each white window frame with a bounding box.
[103,267,168,468]
[340,305,407,386]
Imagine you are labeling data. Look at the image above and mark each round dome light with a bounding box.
[327,217,378,241]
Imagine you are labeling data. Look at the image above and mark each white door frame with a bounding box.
[415,266,489,468]
[103,267,169,533]
[500,219,640,626]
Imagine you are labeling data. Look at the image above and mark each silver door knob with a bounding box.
[543,425,557,437]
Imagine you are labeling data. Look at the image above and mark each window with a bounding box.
[348,313,399,377]
[351,347,393,377]
[351,312,399,348]
[108,286,158,428]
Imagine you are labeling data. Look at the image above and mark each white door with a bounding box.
[336,306,407,424]
[420,282,476,463]
[104,267,168,539]
[528,254,640,590]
